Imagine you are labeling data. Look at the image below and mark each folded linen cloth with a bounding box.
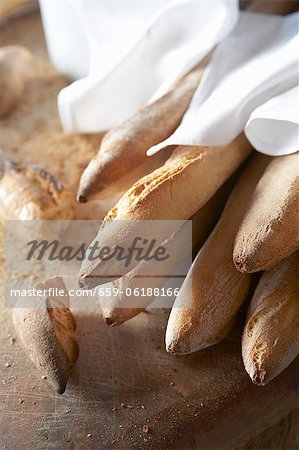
[148,12,299,156]
[40,0,298,157]
[245,86,299,156]
[54,0,239,132]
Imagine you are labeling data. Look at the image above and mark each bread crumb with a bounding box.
[142,425,149,433]
[120,402,134,409]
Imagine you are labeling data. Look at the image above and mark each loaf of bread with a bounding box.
[233,153,299,273]
[78,135,252,289]
[77,0,287,205]
[101,181,233,326]
[13,277,79,394]
[0,149,74,220]
[77,66,207,202]
[242,252,299,386]
[165,155,272,355]
[0,45,35,117]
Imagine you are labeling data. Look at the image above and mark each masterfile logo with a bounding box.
[4,220,192,308]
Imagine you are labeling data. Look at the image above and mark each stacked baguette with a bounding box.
[7,0,298,396]
[74,0,299,385]
[78,134,252,289]
[165,155,270,354]
[242,252,299,386]
[77,64,206,202]
[79,133,298,386]
[233,153,299,272]
[165,151,299,384]
[100,179,235,326]
[80,137,298,385]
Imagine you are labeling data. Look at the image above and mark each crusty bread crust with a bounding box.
[101,183,232,326]
[78,135,252,289]
[242,252,299,386]
[77,67,205,202]
[165,155,271,354]
[0,149,74,220]
[105,134,252,222]
[233,152,299,273]
[13,277,79,394]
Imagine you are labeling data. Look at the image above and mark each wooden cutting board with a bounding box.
[0,304,298,449]
[0,8,298,450]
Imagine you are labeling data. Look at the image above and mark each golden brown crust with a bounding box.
[233,153,299,273]
[104,134,251,221]
[165,155,272,355]
[101,177,235,326]
[0,149,75,220]
[77,67,205,202]
[242,252,299,386]
[0,45,35,117]
[12,277,79,394]
[78,135,251,289]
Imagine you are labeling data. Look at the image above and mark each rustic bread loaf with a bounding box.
[77,66,205,202]
[101,181,233,326]
[78,135,252,289]
[242,252,299,386]
[0,149,74,220]
[165,155,271,354]
[13,277,79,394]
[233,152,299,273]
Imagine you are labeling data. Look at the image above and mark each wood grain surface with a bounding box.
[0,8,298,450]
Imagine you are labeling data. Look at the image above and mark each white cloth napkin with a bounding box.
[148,11,299,156]
[245,86,299,156]
[57,0,239,132]
[52,1,299,157]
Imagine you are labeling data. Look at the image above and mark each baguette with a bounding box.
[100,230,187,327]
[242,252,299,386]
[12,277,79,394]
[0,149,74,220]
[0,46,35,117]
[78,134,252,289]
[165,155,271,355]
[233,153,299,273]
[101,182,232,326]
[77,66,206,202]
